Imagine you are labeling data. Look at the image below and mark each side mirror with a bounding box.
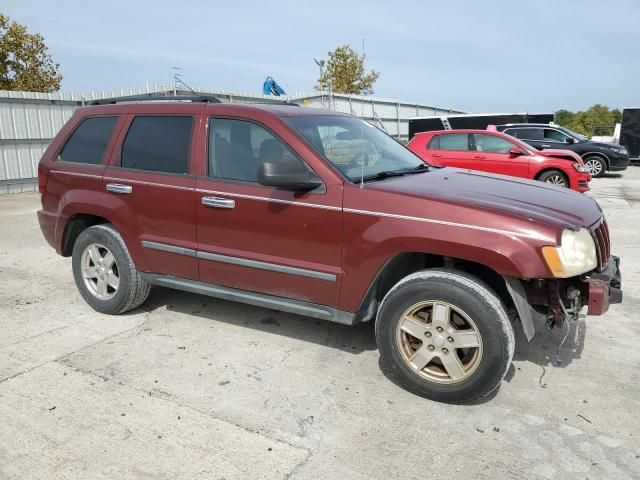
[565,137,575,144]
[509,147,524,156]
[258,160,323,191]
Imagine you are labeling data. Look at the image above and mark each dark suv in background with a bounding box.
[497,123,629,177]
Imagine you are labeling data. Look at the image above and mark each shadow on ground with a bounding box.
[134,285,589,403]
[140,286,378,355]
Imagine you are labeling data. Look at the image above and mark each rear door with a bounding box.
[508,127,545,150]
[427,133,472,168]
[195,116,343,307]
[103,114,198,279]
[470,133,529,177]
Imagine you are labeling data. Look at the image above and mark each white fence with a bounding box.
[0,85,464,194]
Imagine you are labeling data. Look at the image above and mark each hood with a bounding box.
[368,167,602,230]
[537,149,583,162]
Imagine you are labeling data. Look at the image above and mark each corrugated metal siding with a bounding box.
[0,86,464,194]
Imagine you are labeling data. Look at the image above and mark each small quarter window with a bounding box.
[59,116,118,164]
[121,116,193,174]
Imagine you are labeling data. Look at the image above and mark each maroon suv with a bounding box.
[37,99,622,403]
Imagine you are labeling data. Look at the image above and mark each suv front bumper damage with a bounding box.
[585,255,622,315]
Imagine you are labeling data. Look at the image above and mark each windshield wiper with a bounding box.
[360,163,430,182]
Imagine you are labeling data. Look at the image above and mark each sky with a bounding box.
[4,0,640,113]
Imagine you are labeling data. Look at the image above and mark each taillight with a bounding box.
[38,164,49,194]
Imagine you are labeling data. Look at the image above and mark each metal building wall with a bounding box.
[0,87,464,194]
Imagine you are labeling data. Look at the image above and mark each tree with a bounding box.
[317,45,379,95]
[555,104,622,137]
[0,13,62,92]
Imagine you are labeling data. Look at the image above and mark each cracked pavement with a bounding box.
[1,170,640,479]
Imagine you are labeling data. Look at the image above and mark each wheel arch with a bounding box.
[354,252,514,323]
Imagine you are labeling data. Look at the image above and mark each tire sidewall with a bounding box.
[72,225,133,314]
[376,271,513,403]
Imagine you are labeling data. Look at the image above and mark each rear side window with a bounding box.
[59,116,118,164]
[429,133,469,151]
[513,128,544,141]
[121,116,193,174]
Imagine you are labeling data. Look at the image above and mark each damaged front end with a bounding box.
[505,255,622,343]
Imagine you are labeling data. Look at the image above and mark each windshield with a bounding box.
[283,115,426,182]
[557,126,588,141]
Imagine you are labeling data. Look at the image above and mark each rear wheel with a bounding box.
[376,269,514,404]
[538,169,569,188]
[72,224,150,314]
[584,156,606,177]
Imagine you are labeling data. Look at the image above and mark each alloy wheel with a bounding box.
[81,243,120,300]
[395,300,483,384]
[545,174,567,187]
[585,159,603,176]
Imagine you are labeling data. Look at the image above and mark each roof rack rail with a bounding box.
[90,93,223,105]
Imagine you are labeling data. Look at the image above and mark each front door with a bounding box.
[470,133,530,177]
[195,117,343,307]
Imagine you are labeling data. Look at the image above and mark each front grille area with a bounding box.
[591,218,610,271]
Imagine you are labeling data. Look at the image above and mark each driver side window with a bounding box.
[208,118,303,183]
[544,129,569,143]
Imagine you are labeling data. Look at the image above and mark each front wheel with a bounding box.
[376,269,514,404]
[583,156,607,178]
[538,169,569,188]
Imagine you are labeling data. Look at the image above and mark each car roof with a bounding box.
[498,123,553,128]
[75,101,347,119]
[414,129,510,136]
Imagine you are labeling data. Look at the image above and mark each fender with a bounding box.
[339,216,552,312]
[57,189,151,272]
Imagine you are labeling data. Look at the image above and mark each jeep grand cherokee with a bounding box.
[37,98,622,403]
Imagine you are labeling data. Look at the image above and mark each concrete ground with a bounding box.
[1,171,639,480]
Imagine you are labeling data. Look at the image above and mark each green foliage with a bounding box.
[318,45,379,95]
[0,13,62,92]
[555,104,622,137]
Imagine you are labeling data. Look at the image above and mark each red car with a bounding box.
[407,129,591,192]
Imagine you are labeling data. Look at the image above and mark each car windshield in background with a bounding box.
[558,126,588,141]
[284,115,426,182]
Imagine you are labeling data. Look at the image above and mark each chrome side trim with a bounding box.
[197,250,337,282]
[141,240,336,281]
[50,170,103,180]
[140,273,355,325]
[141,240,197,257]
[195,188,342,211]
[104,177,194,191]
[343,207,546,240]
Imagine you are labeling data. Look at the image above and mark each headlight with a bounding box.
[572,163,591,173]
[610,146,627,154]
[542,228,597,277]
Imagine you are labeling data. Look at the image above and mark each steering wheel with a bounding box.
[346,151,369,171]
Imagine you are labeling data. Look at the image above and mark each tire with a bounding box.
[538,169,569,188]
[72,224,151,314]
[583,155,607,178]
[375,269,514,404]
